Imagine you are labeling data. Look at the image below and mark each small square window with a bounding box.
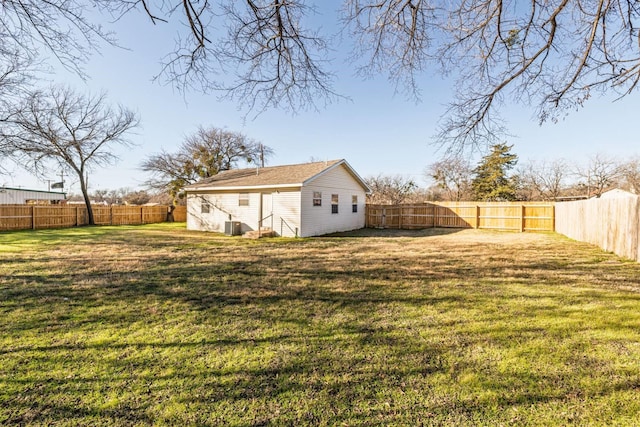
[331,194,339,214]
[239,193,249,206]
[313,191,322,206]
[201,201,211,214]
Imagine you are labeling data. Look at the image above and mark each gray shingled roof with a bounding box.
[185,159,362,190]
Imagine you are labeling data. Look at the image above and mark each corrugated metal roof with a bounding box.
[184,159,370,192]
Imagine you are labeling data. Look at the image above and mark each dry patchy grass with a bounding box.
[1,224,640,425]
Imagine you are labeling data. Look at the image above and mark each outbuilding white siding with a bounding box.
[300,165,367,237]
[271,190,302,237]
[187,191,260,233]
[187,188,303,236]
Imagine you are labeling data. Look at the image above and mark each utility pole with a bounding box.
[260,144,265,168]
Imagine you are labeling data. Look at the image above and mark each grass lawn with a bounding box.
[2,223,640,426]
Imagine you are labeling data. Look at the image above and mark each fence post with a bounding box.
[365,206,369,227]
[521,205,526,232]
[475,205,480,229]
[32,205,36,230]
[141,206,144,224]
[429,204,434,228]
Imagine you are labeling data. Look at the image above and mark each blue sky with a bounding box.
[4,4,639,194]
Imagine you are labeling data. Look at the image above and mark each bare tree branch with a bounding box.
[214,1,339,113]
[434,1,640,149]
[0,0,118,78]
[4,1,640,150]
[343,0,436,99]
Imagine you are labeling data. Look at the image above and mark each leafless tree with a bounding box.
[141,126,274,202]
[92,188,129,205]
[147,190,176,206]
[92,189,111,205]
[123,189,152,205]
[618,156,640,194]
[1,86,139,224]
[519,159,569,201]
[575,153,622,198]
[426,157,473,201]
[365,174,417,204]
[403,187,438,203]
[5,1,640,150]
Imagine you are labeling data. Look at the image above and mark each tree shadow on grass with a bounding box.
[3,229,640,424]
[323,227,467,238]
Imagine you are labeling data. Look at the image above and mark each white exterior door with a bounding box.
[260,193,273,228]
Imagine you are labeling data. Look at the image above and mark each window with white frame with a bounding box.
[201,200,211,214]
[331,194,339,214]
[313,191,322,206]
[352,195,358,213]
[239,193,249,206]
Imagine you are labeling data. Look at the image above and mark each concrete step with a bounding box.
[242,228,277,239]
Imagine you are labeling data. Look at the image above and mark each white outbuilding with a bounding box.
[184,159,371,237]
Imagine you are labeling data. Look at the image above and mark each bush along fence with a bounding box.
[366,202,555,232]
[555,194,640,262]
[0,205,187,231]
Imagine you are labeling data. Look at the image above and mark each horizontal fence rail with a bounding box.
[0,205,187,231]
[366,202,555,232]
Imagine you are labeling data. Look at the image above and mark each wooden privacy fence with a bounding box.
[0,205,187,231]
[555,195,640,262]
[366,202,555,232]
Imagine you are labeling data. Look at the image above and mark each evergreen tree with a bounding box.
[472,144,519,201]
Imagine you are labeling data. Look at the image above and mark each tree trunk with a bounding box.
[79,174,94,225]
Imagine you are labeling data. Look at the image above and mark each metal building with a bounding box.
[0,187,67,204]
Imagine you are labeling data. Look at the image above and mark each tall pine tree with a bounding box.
[472,144,518,201]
